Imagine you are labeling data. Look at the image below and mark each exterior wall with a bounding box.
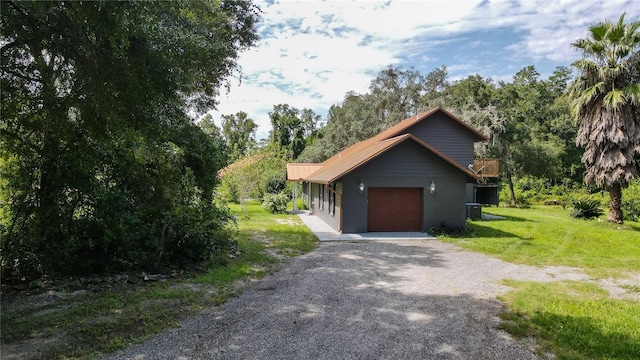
[309,182,342,231]
[309,181,318,211]
[341,140,467,233]
[301,182,310,208]
[466,183,476,203]
[401,112,477,168]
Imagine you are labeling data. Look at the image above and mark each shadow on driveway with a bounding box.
[104,241,538,359]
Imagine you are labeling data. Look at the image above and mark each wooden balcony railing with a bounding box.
[473,158,499,178]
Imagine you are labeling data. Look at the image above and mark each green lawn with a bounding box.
[451,205,640,278]
[443,205,640,360]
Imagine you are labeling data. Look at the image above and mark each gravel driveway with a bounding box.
[103,240,589,360]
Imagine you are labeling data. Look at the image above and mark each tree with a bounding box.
[298,66,430,163]
[1,1,259,280]
[221,111,258,162]
[445,74,495,109]
[269,104,319,159]
[369,65,426,126]
[568,13,640,223]
[199,114,229,163]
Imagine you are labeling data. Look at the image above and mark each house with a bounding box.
[287,107,498,233]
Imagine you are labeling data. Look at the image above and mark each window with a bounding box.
[331,184,336,215]
[328,186,334,215]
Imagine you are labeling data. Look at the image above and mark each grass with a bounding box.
[447,205,640,278]
[441,205,640,360]
[499,281,640,360]
[0,201,317,359]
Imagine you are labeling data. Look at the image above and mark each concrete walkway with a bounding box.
[296,210,435,241]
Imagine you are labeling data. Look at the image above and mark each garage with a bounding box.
[367,187,423,232]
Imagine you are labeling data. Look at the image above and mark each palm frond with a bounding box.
[590,23,609,42]
[623,84,640,106]
[582,82,605,102]
[571,82,604,120]
[599,62,627,81]
[607,23,626,44]
[624,21,640,43]
[603,89,626,111]
[572,58,599,72]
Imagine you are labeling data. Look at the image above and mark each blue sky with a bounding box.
[208,0,640,139]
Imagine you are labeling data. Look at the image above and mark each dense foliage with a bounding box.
[0,1,259,281]
[218,147,288,205]
[621,180,640,221]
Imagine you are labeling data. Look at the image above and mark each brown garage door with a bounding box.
[367,187,423,232]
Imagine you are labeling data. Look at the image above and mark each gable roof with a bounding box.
[371,106,488,143]
[287,107,486,184]
[305,133,478,183]
[286,163,324,181]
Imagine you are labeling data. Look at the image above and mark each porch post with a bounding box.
[292,182,298,212]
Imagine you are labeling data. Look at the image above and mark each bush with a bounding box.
[261,170,286,195]
[262,192,289,214]
[428,222,473,237]
[622,181,640,221]
[570,197,603,219]
[295,197,307,210]
[500,176,584,207]
[1,167,237,282]
[217,178,240,203]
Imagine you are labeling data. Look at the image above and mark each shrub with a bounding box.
[261,170,286,195]
[262,192,289,214]
[622,180,640,221]
[622,198,640,221]
[428,222,473,237]
[570,197,603,219]
[295,198,307,210]
[217,178,240,203]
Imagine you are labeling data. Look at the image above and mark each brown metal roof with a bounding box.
[287,107,486,183]
[286,163,324,181]
[305,135,411,183]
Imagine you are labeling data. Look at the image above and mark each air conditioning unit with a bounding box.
[466,203,482,220]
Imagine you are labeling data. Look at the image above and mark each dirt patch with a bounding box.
[275,218,296,226]
[1,333,66,360]
[598,274,640,300]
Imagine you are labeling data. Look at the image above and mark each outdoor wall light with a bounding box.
[358,181,365,194]
[429,180,436,195]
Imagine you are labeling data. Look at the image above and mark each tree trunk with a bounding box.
[607,183,623,223]
[506,168,517,207]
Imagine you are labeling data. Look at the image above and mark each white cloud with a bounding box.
[208,0,640,139]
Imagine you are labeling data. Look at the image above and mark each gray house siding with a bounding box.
[400,112,476,168]
[340,140,467,233]
[310,182,341,231]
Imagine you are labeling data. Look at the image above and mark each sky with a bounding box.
[208,0,640,140]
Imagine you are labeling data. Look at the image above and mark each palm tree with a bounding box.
[568,13,640,223]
